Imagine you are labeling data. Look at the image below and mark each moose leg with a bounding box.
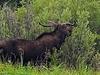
[0,49,4,62]
[46,57,51,68]
[7,54,13,63]
[23,58,29,66]
[11,53,17,64]
[20,52,23,66]
[45,50,51,68]
[18,48,24,66]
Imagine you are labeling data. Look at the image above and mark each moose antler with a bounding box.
[39,21,59,27]
[39,22,52,27]
[61,22,74,26]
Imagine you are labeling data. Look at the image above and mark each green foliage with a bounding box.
[58,0,98,68]
[0,8,12,38]
[0,0,99,68]
[0,64,98,75]
[87,0,100,34]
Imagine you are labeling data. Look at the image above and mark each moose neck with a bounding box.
[54,30,68,42]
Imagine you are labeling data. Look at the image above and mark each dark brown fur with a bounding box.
[0,22,74,66]
[0,39,17,62]
[14,22,74,66]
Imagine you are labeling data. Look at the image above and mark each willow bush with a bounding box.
[62,11,96,68]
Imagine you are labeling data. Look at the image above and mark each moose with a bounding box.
[0,21,74,66]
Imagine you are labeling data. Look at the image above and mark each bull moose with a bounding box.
[0,21,74,66]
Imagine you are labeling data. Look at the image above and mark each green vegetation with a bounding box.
[0,0,100,74]
[0,64,99,75]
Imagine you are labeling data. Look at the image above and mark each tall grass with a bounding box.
[0,63,99,75]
